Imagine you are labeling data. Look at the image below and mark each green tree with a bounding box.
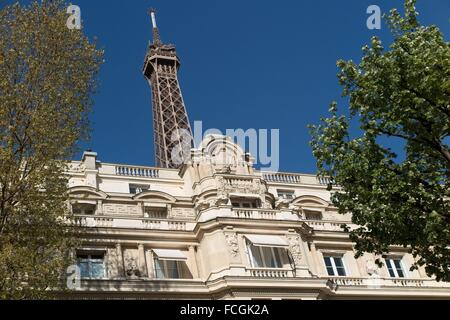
[0,0,103,299]
[309,0,449,281]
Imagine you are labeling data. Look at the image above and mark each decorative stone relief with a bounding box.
[123,250,140,279]
[287,235,303,267]
[68,163,86,173]
[215,164,233,174]
[289,204,304,219]
[216,176,267,199]
[103,204,140,215]
[106,248,120,279]
[194,199,211,213]
[366,258,381,277]
[215,194,230,206]
[225,233,240,259]
[171,207,196,219]
[275,199,290,210]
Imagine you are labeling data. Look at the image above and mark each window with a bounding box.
[323,255,346,276]
[277,190,295,200]
[248,245,285,268]
[129,184,150,194]
[154,259,183,279]
[385,258,405,278]
[231,199,259,209]
[144,207,167,219]
[304,210,323,221]
[72,203,96,215]
[77,253,105,279]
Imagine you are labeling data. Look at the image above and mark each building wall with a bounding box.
[64,136,450,300]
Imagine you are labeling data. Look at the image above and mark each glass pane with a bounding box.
[386,259,396,277]
[78,261,90,278]
[250,246,264,268]
[394,260,405,278]
[273,248,283,268]
[333,257,344,268]
[324,257,333,268]
[166,260,180,279]
[262,247,276,268]
[336,266,346,276]
[326,267,335,276]
[154,259,165,279]
[90,261,105,279]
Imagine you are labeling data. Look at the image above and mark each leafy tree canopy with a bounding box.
[0,0,103,298]
[310,0,449,281]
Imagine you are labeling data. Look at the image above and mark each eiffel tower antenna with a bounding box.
[143,9,193,168]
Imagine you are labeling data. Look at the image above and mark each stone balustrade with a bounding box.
[263,173,302,184]
[74,215,192,231]
[232,209,278,220]
[246,268,294,278]
[115,165,160,178]
[327,277,450,288]
[307,221,346,232]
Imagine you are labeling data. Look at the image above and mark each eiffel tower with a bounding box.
[143,9,193,169]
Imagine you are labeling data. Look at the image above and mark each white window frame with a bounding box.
[323,255,347,277]
[76,252,106,279]
[385,257,407,278]
[247,243,284,269]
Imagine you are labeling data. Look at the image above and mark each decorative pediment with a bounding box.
[133,190,176,203]
[68,186,108,200]
[291,195,329,208]
[198,135,247,173]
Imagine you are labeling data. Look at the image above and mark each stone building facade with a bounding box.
[66,135,450,299]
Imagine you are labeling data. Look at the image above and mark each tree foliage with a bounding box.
[310,0,449,281]
[0,0,103,298]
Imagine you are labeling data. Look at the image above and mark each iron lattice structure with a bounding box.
[143,10,193,169]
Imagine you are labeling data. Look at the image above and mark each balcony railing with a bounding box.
[115,165,160,178]
[263,173,302,184]
[74,215,193,231]
[307,221,346,232]
[232,209,278,220]
[246,268,294,278]
[326,277,450,288]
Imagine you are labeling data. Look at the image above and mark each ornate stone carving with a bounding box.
[225,233,240,258]
[171,207,195,219]
[215,164,233,174]
[289,204,304,218]
[124,257,140,279]
[68,163,86,173]
[216,176,267,199]
[215,194,230,206]
[366,258,381,277]
[195,199,211,212]
[287,235,303,267]
[275,199,290,210]
[103,204,140,215]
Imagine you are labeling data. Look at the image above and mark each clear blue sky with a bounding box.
[13,1,450,173]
